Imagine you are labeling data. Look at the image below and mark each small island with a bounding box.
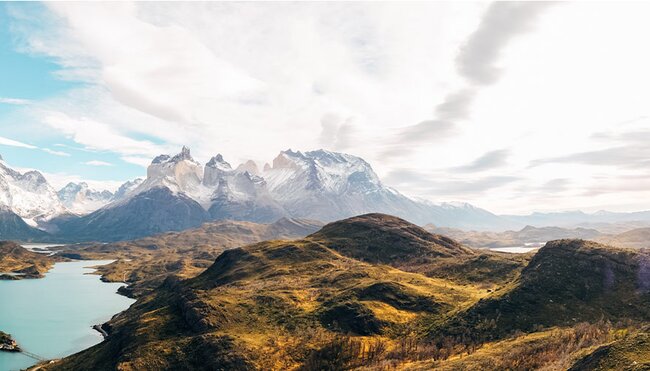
[0,331,20,352]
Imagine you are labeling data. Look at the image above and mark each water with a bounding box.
[489,246,540,253]
[20,243,63,255]
[0,260,135,371]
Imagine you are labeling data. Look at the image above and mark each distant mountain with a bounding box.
[0,206,48,241]
[8,146,650,242]
[112,178,143,201]
[0,155,65,226]
[204,154,286,222]
[425,224,603,248]
[596,227,650,249]
[38,147,515,242]
[261,149,514,230]
[503,210,650,228]
[57,182,114,214]
[56,187,210,241]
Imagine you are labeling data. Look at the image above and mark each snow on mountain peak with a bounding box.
[0,159,65,224]
[57,182,114,214]
[171,145,197,163]
[263,149,382,199]
[206,154,232,171]
[143,147,204,199]
[236,160,260,175]
[113,178,143,201]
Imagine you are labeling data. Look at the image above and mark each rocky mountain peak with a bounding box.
[206,154,232,171]
[21,170,48,185]
[113,178,143,201]
[236,160,260,175]
[171,146,196,163]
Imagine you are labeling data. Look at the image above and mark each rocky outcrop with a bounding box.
[0,331,20,352]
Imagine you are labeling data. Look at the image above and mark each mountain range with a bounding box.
[3,148,650,242]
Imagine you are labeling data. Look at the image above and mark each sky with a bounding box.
[1,1,650,214]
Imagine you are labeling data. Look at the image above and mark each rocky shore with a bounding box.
[0,331,20,352]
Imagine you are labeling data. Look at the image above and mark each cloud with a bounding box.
[426,175,520,195]
[399,120,458,145]
[384,168,520,196]
[388,3,551,153]
[0,136,37,149]
[541,178,571,193]
[83,160,113,166]
[42,111,167,157]
[531,126,650,169]
[42,148,70,156]
[318,113,355,151]
[395,89,475,145]
[120,156,152,167]
[531,146,650,169]
[0,136,70,157]
[0,97,31,105]
[453,149,510,172]
[456,2,554,85]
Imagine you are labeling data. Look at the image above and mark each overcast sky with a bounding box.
[1,1,650,215]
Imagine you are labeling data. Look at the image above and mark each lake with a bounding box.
[489,246,540,253]
[0,260,135,371]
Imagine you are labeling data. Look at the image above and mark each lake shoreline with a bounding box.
[0,259,136,371]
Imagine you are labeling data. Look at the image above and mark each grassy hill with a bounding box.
[569,329,650,370]
[430,240,650,345]
[598,227,650,249]
[425,223,602,248]
[35,215,650,370]
[0,241,61,279]
[55,218,323,297]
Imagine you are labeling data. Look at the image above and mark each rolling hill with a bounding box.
[56,217,323,297]
[33,215,650,370]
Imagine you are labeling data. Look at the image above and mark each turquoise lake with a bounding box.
[0,260,135,371]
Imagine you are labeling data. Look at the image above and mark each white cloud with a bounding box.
[120,156,152,168]
[0,97,31,105]
[42,110,167,157]
[0,135,37,149]
[42,148,70,157]
[83,160,113,167]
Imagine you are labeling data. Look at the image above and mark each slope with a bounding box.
[432,239,650,344]
[57,217,324,297]
[41,214,497,370]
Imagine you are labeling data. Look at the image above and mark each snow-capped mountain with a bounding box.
[262,149,403,221]
[57,182,114,214]
[0,147,520,241]
[136,146,206,202]
[257,149,514,229]
[0,155,66,226]
[112,178,143,201]
[204,154,286,222]
[0,205,48,240]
